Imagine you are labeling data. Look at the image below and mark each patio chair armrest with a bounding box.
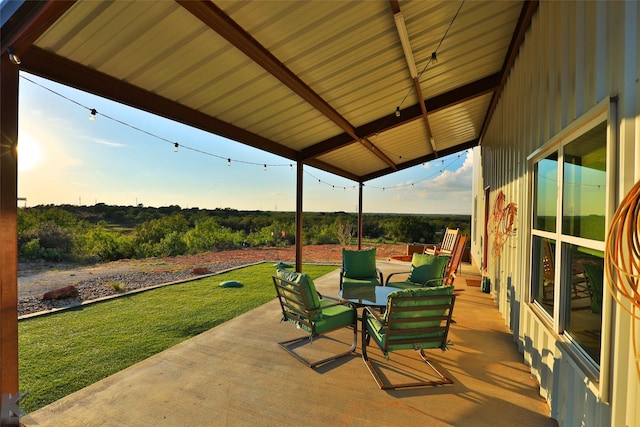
[385,271,410,286]
[376,267,384,286]
[420,277,446,287]
[363,306,385,324]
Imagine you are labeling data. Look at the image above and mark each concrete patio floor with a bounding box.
[22,261,555,426]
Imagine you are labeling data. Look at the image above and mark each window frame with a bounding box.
[526,97,617,401]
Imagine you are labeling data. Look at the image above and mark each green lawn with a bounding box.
[19,263,337,413]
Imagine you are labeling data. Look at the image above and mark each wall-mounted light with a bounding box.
[7,46,21,65]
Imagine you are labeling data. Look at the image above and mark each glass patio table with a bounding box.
[337,285,398,308]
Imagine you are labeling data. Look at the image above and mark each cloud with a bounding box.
[91,137,126,148]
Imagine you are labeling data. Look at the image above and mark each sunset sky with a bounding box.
[17,72,473,214]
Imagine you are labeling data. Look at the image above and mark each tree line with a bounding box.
[17,204,470,263]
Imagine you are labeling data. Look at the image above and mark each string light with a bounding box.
[20,74,467,194]
[371,0,464,154]
[7,46,21,65]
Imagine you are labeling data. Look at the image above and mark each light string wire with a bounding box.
[303,152,466,191]
[21,74,293,169]
[20,74,467,191]
[372,0,466,142]
[604,178,640,379]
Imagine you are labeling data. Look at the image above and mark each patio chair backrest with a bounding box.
[444,235,467,286]
[273,269,322,328]
[381,286,455,353]
[424,227,460,256]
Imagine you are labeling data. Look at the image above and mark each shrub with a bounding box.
[107,282,126,292]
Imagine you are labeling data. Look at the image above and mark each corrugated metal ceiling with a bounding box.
[3,0,537,182]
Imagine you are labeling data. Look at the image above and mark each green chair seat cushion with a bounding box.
[311,300,355,334]
[407,254,449,284]
[342,248,377,279]
[386,281,421,290]
[289,300,355,334]
[342,277,379,288]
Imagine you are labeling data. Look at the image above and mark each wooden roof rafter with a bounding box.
[177,0,398,171]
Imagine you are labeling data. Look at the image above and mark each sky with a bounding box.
[17,72,473,214]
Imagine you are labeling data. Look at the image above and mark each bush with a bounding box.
[81,227,134,261]
[21,238,41,259]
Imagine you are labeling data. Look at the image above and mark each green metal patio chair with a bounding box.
[273,268,357,368]
[339,247,383,290]
[385,253,450,289]
[362,286,456,389]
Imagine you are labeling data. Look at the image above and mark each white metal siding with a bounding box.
[474,1,640,426]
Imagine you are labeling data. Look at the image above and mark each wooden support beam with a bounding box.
[0,54,20,421]
[295,162,303,272]
[358,183,363,250]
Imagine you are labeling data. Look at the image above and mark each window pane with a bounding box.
[562,123,607,240]
[564,244,604,364]
[532,236,555,317]
[534,153,558,232]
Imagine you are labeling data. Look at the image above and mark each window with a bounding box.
[530,121,607,368]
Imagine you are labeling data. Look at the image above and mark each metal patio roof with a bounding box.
[2,0,537,183]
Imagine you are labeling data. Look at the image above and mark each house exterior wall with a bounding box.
[472,1,639,426]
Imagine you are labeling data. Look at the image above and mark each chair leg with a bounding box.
[418,349,453,385]
[362,328,453,389]
[279,321,357,369]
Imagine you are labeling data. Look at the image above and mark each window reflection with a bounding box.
[564,244,603,364]
[532,236,555,317]
[562,123,607,241]
[534,154,558,232]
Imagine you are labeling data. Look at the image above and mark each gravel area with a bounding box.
[18,244,405,317]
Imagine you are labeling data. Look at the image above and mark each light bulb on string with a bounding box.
[289,164,293,170]
[7,46,21,65]
[227,158,231,167]
[89,109,97,121]
[263,164,267,171]
[394,107,401,117]
[174,142,179,153]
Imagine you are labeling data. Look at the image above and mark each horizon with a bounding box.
[19,202,471,218]
[17,73,473,215]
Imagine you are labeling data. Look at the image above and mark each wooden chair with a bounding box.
[424,227,460,256]
[273,269,357,368]
[362,286,456,389]
[443,235,467,286]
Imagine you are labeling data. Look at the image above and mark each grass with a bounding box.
[19,263,337,413]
